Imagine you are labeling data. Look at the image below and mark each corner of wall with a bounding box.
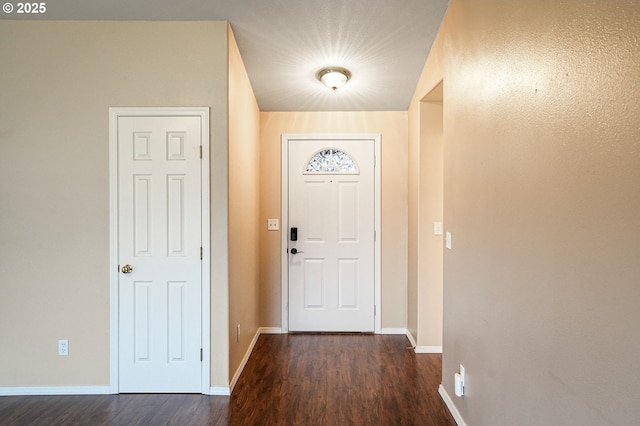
[227,22,261,384]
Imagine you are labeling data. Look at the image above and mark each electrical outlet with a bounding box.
[58,339,69,356]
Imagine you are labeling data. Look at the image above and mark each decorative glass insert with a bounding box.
[305,149,358,174]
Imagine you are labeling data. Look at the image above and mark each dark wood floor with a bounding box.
[0,334,456,425]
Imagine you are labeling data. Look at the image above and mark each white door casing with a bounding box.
[282,134,381,333]
[109,108,210,394]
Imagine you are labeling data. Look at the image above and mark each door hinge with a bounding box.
[374,155,376,167]
[199,145,202,159]
[200,247,203,260]
[374,230,376,241]
[200,348,203,362]
[374,305,377,316]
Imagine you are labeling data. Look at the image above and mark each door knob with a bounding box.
[290,248,304,255]
[121,264,133,274]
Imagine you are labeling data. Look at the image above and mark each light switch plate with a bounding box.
[267,219,279,231]
[434,222,443,236]
[445,232,452,249]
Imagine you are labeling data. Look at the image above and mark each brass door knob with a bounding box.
[121,264,133,274]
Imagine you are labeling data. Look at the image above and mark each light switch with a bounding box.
[267,219,279,231]
[434,222,443,236]
[445,232,452,249]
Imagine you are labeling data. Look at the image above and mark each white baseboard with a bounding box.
[405,330,417,348]
[414,346,443,354]
[229,328,262,393]
[6,328,434,399]
[379,328,420,350]
[259,327,284,334]
[438,384,467,426]
[228,327,284,394]
[380,329,442,354]
[207,386,231,396]
[380,328,407,335]
[3,328,284,398]
[0,386,112,396]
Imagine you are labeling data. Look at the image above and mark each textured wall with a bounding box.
[0,21,229,388]
[410,0,640,424]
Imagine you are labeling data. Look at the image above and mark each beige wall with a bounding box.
[0,21,230,388]
[227,26,261,382]
[410,1,640,424]
[259,112,408,329]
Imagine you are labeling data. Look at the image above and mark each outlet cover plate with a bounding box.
[58,339,69,356]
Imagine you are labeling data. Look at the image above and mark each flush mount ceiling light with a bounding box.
[317,67,352,90]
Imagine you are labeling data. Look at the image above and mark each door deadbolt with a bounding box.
[121,264,133,274]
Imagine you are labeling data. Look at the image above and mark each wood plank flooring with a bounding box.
[0,334,456,425]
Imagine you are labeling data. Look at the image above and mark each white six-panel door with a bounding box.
[288,139,375,332]
[116,115,202,393]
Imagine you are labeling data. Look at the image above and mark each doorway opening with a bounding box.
[414,80,444,353]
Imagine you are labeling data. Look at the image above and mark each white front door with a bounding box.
[288,139,375,332]
[116,114,202,392]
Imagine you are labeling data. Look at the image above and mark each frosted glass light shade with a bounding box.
[317,67,351,90]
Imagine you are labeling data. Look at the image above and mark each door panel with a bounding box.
[288,140,375,332]
[117,115,202,393]
[133,281,151,361]
[167,175,186,256]
[304,181,327,240]
[338,259,358,308]
[338,182,359,241]
[304,259,325,308]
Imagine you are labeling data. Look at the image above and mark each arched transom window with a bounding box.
[305,148,359,174]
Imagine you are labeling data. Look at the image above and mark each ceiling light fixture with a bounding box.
[317,67,351,90]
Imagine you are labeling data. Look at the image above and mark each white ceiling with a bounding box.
[2,0,450,111]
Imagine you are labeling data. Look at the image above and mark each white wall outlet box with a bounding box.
[455,373,464,397]
[58,339,69,356]
[267,219,279,231]
[434,222,443,236]
[445,231,452,249]
[455,364,465,397]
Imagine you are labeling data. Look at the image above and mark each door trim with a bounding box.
[280,134,381,334]
[109,107,210,394]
